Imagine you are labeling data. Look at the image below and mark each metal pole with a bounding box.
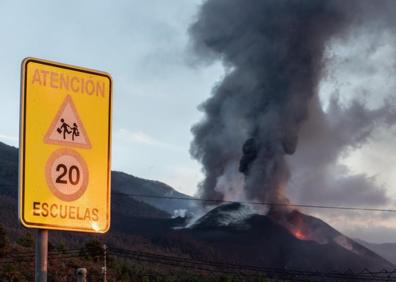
[103,244,107,282]
[35,229,48,282]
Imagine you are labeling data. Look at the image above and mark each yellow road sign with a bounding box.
[19,58,112,233]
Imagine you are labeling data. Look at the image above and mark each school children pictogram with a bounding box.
[57,119,80,141]
[44,95,92,148]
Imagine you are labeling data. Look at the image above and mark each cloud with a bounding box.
[282,21,396,243]
[163,165,203,196]
[286,22,396,209]
[0,134,18,146]
[345,225,396,244]
[287,93,396,207]
[118,128,184,151]
[121,130,160,145]
[299,207,396,243]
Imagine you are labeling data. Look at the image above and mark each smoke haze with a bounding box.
[189,0,396,207]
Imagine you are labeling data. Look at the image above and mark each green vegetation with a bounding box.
[0,224,8,256]
[16,233,34,248]
[0,142,273,281]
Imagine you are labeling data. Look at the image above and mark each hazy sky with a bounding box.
[0,0,223,195]
[1,1,396,243]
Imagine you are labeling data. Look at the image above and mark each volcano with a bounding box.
[183,203,393,271]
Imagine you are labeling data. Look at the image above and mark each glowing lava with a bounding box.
[294,230,307,240]
[270,209,314,241]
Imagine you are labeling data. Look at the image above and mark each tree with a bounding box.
[84,239,103,261]
[16,232,33,248]
[0,224,8,256]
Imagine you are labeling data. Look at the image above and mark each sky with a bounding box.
[0,0,223,195]
[1,1,396,243]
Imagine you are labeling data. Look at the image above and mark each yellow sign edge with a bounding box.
[18,57,112,233]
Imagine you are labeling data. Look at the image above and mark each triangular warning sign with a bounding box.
[44,95,92,149]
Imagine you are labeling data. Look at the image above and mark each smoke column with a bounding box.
[189,0,377,205]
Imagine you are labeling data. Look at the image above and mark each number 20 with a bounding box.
[56,164,80,185]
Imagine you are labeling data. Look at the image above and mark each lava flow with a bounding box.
[287,211,311,240]
[269,209,315,241]
[293,229,308,240]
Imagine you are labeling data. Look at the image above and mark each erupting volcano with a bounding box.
[189,0,396,234]
[187,0,396,271]
[187,203,393,271]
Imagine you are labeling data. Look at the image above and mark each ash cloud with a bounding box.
[189,0,396,207]
[288,94,396,206]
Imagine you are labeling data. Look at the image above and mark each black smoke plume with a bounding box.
[189,0,396,206]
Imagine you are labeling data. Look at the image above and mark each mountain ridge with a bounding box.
[356,239,396,265]
[0,141,192,215]
[0,140,395,273]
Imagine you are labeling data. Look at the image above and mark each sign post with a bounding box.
[19,58,112,280]
[35,229,48,282]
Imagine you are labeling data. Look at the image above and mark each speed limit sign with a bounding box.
[45,148,89,202]
[19,58,112,233]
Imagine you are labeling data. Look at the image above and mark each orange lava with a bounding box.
[294,230,307,240]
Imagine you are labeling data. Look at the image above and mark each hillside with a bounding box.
[356,239,396,265]
[0,140,174,242]
[1,141,395,280]
[0,141,193,216]
[112,171,196,214]
[0,142,18,198]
